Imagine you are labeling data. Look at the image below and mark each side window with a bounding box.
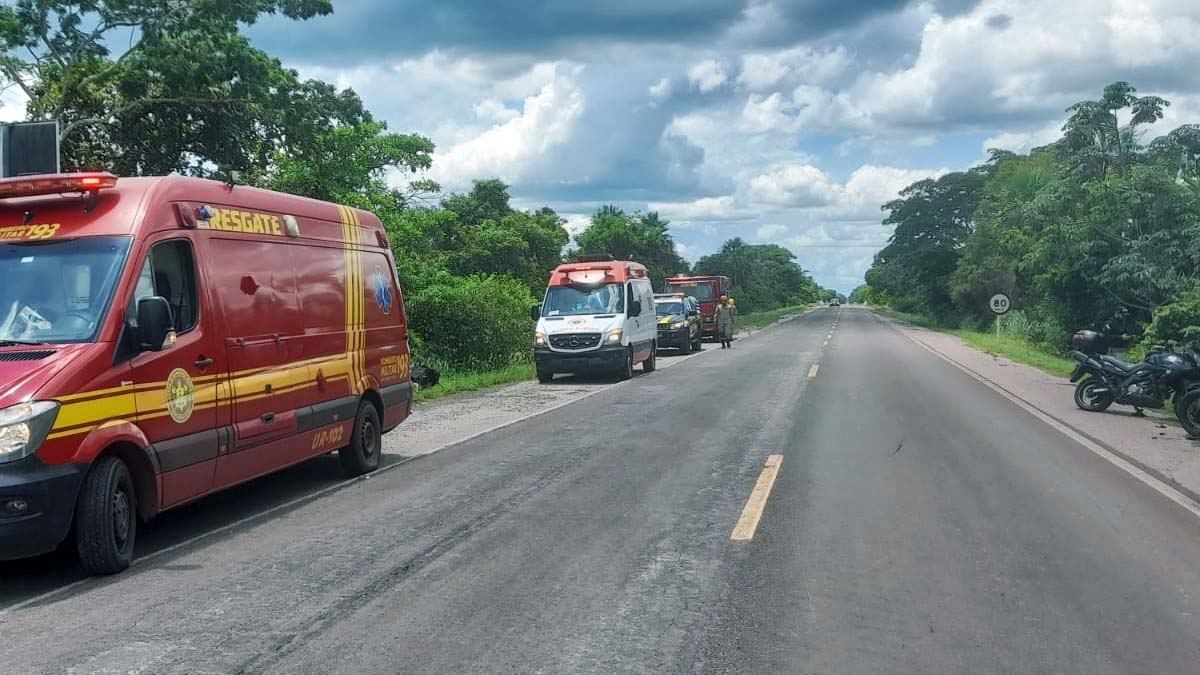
[132,240,199,333]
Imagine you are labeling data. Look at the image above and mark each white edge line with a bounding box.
[876,313,1200,520]
[3,308,828,615]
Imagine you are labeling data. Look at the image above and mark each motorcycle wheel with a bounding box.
[1074,377,1114,412]
[1179,390,1200,439]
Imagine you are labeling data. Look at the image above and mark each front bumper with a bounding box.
[0,455,86,561]
[535,344,627,374]
[657,327,691,348]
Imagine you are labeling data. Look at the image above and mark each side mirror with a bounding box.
[628,300,642,317]
[530,304,541,322]
[136,296,175,352]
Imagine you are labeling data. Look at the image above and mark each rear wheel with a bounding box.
[643,344,657,373]
[1179,389,1200,438]
[339,401,382,477]
[75,456,137,575]
[1074,377,1113,412]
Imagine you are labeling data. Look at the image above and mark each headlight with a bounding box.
[607,329,623,344]
[671,321,686,330]
[535,331,546,347]
[0,401,59,464]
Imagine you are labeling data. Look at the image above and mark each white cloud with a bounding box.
[747,162,947,219]
[648,195,752,224]
[737,46,852,91]
[738,92,798,134]
[428,75,585,189]
[688,59,729,93]
[755,223,789,240]
[473,99,520,123]
[748,163,839,207]
[648,77,672,99]
[982,123,1062,156]
[561,214,592,238]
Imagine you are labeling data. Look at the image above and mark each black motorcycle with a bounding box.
[1069,330,1200,421]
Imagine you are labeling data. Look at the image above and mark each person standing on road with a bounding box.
[715,295,736,349]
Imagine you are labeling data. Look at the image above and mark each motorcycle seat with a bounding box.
[1099,355,1138,371]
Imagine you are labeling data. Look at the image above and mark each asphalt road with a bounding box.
[3,308,1200,674]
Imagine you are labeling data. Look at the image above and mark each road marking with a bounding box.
[731,454,783,541]
[2,307,835,612]
[878,313,1200,521]
[808,364,820,379]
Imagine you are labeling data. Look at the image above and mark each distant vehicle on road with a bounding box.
[828,299,840,307]
[654,293,703,354]
[665,275,730,340]
[0,172,412,574]
[532,256,657,382]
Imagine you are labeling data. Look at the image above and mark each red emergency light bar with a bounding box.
[0,172,118,199]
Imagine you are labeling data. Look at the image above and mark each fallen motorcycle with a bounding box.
[1069,330,1200,422]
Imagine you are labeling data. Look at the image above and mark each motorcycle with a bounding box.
[1068,330,1200,422]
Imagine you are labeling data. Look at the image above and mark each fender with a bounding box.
[68,420,155,469]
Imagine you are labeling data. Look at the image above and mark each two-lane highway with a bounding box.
[3,308,1199,674]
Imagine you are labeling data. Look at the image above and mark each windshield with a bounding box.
[667,283,715,302]
[542,283,625,316]
[0,236,131,344]
[656,301,684,316]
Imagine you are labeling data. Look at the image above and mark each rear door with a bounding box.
[127,235,225,509]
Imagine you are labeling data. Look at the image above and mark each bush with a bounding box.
[1143,284,1200,349]
[406,275,536,371]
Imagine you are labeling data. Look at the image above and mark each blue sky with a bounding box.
[53,1,1200,293]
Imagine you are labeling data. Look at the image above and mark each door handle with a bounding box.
[261,413,275,424]
[194,356,214,369]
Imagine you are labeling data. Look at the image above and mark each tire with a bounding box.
[75,455,137,575]
[536,368,554,384]
[1074,377,1114,412]
[643,344,657,373]
[680,336,692,355]
[1179,389,1200,438]
[692,333,703,352]
[339,401,382,477]
[618,347,634,381]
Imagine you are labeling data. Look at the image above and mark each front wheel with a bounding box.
[536,368,554,384]
[680,336,692,355]
[618,348,634,381]
[1074,377,1113,412]
[691,332,703,352]
[1179,389,1200,438]
[339,401,382,477]
[75,456,137,575]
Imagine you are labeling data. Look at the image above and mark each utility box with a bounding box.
[0,121,60,177]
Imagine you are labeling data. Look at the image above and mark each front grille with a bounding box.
[0,350,55,362]
[549,333,601,350]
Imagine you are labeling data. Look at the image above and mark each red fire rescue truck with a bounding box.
[0,173,412,573]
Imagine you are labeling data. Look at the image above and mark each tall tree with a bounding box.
[694,238,820,311]
[573,208,688,288]
[0,0,377,177]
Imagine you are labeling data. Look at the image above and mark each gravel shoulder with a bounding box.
[879,312,1200,501]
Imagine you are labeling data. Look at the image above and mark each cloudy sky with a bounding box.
[18,0,1200,293]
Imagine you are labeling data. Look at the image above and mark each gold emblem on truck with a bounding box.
[165,368,196,423]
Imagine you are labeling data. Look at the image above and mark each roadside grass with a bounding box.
[870,305,1075,379]
[413,362,536,403]
[737,304,818,331]
[949,330,1075,378]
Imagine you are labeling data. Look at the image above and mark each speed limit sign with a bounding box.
[989,293,1011,316]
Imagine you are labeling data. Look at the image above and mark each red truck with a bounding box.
[0,172,412,573]
[664,276,730,338]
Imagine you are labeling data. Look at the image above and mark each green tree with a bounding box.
[573,207,689,288]
[694,238,820,311]
[0,0,375,178]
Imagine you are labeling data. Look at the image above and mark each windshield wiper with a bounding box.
[0,338,50,346]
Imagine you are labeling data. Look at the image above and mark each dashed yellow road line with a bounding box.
[808,364,820,379]
[731,454,783,541]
